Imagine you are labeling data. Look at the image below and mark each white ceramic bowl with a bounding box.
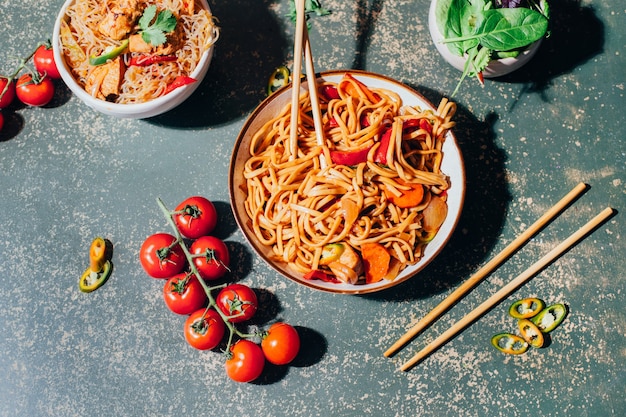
[229,70,466,294]
[52,0,215,119]
[428,0,541,78]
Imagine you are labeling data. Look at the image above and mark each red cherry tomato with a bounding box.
[184,308,225,350]
[173,196,218,239]
[163,272,207,315]
[139,233,186,278]
[0,112,4,132]
[190,236,230,280]
[0,77,15,109]
[261,322,300,365]
[16,73,54,107]
[225,340,265,383]
[33,44,61,79]
[216,284,257,323]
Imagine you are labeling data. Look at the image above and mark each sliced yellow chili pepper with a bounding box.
[518,318,544,348]
[508,297,545,319]
[531,303,568,333]
[79,237,113,293]
[267,65,290,96]
[491,333,528,355]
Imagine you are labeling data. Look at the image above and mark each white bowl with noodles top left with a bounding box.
[52,0,218,119]
[229,70,466,294]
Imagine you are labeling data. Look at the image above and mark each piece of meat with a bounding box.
[98,0,143,40]
[85,57,125,101]
[127,20,185,55]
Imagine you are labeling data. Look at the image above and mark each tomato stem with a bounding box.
[156,197,240,353]
[0,44,42,102]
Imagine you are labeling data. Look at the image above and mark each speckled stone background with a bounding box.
[0,1,624,416]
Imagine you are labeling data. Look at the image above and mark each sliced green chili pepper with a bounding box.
[491,333,529,355]
[518,318,544,348]
[267,65,290,96]
[79,237,113,292]
[531,303,567,333]
[509,297,545,319]
[319,243,345,266]
[89,39,129,66]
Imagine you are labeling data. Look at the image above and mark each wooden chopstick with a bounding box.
[303,30,324,148]
[288,0,306,160]
[384,182,589,358]
[302,24,328,169]
[400,206,615,371]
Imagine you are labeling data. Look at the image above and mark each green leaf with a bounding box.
[138,5,177,46]
[436,0,486,56]
[477,8,548,50]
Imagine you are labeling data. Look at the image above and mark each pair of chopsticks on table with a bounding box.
[289,0,326,164]
[384,182,615,371]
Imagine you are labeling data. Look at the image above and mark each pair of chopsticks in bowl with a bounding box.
[289,0,326,163]
[384,182,615,371]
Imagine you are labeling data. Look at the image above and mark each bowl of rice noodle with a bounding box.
[229,70,466,294]
[52,0,219,118]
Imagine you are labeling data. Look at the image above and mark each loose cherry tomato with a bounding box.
[261,322,300,365]
[16,73,54,107]
[216,284,257,323]
[173,196,218,239]
[190,236,230,280]
[163,272,207,315]
[33,43,61,79]
[0,77,15,109]
[0,112,4,132]
[225,340,265,383]
[184,308,225,350]
[139,233,186,279]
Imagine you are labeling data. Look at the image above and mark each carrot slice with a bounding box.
[361,243,391,284]
[384,179,425,208]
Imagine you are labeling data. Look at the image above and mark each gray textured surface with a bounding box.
[0,1,624,416]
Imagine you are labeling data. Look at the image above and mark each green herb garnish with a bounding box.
[288,0,331,25]
[138,5,177,46]
[435,0,549,96]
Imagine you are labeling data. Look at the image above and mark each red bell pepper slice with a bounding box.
[402,118,433,135]
[330,146,372,166]
[164,76,196,95]
[373,127,393,164]
[129,54,177,66]
[321,85,340,101]
[303,269,340,283]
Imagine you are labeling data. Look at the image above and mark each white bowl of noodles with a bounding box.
[229,70,465,294]
[52,0,219,119]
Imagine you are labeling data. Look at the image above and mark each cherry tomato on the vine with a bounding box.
[184,308,225,351]
[163,272,207,315]
[261,322,300,365]
[16,73,54,107]
[190,235,230,280]
[33,44,61,79]
[139,233,186,279]
[216,284,258,323]
[0,77,15,109]
[225,339,265,383]
[173,196,218,239]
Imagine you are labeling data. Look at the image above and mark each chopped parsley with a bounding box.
[138,5,177,46]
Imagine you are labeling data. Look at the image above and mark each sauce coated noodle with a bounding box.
[243,74,456,285]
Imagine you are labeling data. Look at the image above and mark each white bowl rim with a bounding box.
[52,0,214,118]
[229,69,466,294]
